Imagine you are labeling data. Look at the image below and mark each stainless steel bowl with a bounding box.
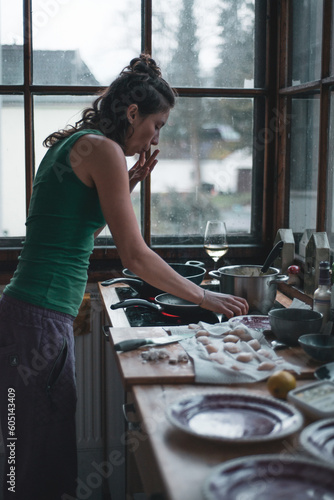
[268,308,323,346]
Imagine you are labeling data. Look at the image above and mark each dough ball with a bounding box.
[205,344,218,354]
[236,352,254,363]
[224,342,240,353]
[248,339,261,351]
[195,329,210,337]
[223,334,239,343]
[232,327,253,341]
[209,352,225,364]
[188,323,199,329]
[257,361,276,371]
[257,348,272,359]
[197,336,211,345]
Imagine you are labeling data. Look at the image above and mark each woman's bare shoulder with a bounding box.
[70,134,126,186]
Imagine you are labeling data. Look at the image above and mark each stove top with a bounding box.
[114,287,219,327]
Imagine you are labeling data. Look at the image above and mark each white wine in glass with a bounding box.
[204,220,229,267]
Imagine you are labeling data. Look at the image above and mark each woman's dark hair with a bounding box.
[43,54,177,148]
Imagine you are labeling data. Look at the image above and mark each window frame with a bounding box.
[276,0,334,238]
[0,0,282,276]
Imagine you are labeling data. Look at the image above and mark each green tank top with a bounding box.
[5,130,106,317]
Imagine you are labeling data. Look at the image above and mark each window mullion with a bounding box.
[141,0,153,245]
[316,0,332,231]
[23,0,33,217]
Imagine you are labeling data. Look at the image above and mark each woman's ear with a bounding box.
[127,104,139,124]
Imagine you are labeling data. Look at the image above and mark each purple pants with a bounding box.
[0,294,77,500]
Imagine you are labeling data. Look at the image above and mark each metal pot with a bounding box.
[209,265,288,314]
[101,261,206,298]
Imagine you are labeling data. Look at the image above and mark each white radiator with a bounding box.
[75,288,105,449]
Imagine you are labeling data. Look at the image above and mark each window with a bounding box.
[0,0,268,255]
[277,0,334,253]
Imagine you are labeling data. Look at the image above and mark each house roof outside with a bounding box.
[1,44,100,87]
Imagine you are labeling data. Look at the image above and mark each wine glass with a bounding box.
[204,220,229,271]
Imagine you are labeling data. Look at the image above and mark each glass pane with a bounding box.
[32,0,141,86]
[34,95,139,241]
[326,91,334,249]
[153,0,256,88]
[289,96,319,233]
[149,97,254,244]
[0,0,24,84]
[291,0,323,85]
[0,95,25,236]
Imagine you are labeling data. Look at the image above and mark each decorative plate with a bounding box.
[300,418,334,465]
[166,392,303,443]
[229,315,271,332]
[203,455,334,500]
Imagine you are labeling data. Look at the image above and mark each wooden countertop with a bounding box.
[98,282,322,389]
[129,382,312,500]
[98,282,327,500]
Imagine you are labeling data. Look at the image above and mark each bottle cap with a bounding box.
[319,261,331,286]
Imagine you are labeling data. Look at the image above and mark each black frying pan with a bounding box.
[110,293,202,315]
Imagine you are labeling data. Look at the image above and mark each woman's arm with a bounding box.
[71,135,248,318]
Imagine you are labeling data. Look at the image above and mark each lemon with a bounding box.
[267,370,296,399]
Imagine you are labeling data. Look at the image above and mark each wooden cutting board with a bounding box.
[107,327,320,389]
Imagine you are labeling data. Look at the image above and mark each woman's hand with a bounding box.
[201,290,249,319]
[129,149,160,192]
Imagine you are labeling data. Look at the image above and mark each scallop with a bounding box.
[248,339,261,351]
[223,334,239,343]
[205,344,218,354]
[236,352,254,363]
[257,361,276,371]
[197,336,211,345]
[223,342,240,353]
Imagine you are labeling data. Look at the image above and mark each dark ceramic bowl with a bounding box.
[268,308,323,346]
[299,334,334,362]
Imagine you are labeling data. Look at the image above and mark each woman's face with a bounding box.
[124,105,170,156]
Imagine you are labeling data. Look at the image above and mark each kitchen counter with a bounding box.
[129,383,311,500]
[98,282,325,500]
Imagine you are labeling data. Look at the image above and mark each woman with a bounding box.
[0,54,248,499]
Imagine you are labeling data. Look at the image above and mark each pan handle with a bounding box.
[268,274,289,285]
[186,260,205,267]
[208,270,221,279]
[110,299,162,311]
[101,277,144,287]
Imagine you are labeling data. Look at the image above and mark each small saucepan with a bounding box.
[110,293,202,315]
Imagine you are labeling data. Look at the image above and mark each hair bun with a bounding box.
[125,54,161,78]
